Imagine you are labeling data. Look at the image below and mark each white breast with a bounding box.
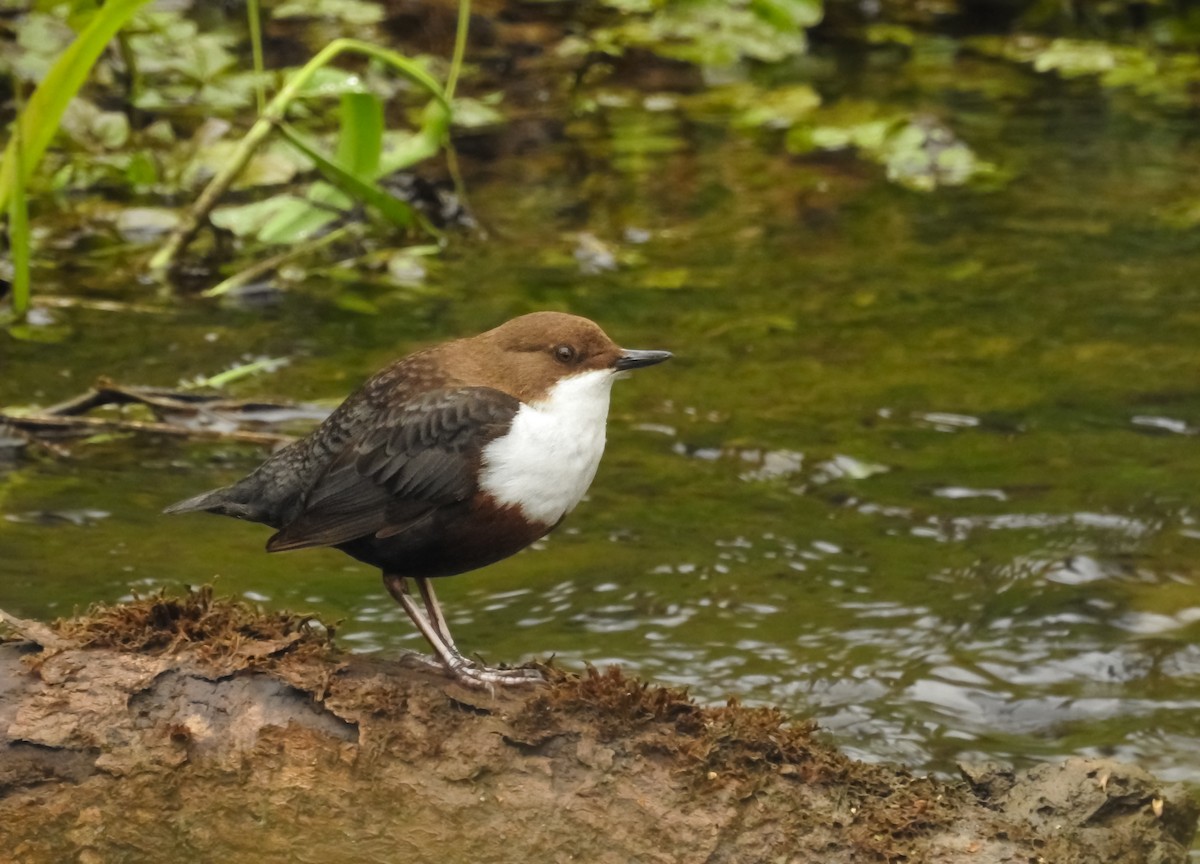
[479,369,616,526]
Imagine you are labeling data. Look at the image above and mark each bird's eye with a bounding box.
[554,344,577,363]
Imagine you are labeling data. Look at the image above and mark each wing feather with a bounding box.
[266,387,520,552]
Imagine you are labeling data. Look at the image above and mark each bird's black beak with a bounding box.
[615,349,672,371]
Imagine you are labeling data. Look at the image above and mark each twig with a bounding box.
[0,412,295,447]
[3,381,329,452]
[0,607,71,650]
[38,383,301,418]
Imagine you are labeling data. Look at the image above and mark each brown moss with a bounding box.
[520,666,845,786]
[521,665,967,860]
[539,664,700,728]
[845,774,968,861]
[48,586,332,663]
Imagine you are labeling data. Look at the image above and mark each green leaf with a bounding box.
[593,0,815,67]
[6,314,71,342]
[752,0,822,30]
[377,101,450,175]
[274,0,385,25]
[1032,39,1117,77]
[337,92,383,179]
[60,98,131,150]
[10,13,77,82]
[332,292,381,314]
[734,84,821,129]
[211,195,338,244]
[261,200,342,245]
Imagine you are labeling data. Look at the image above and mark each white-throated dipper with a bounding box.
[165,312,671,687]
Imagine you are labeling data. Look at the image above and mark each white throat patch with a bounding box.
[479,369,616,526]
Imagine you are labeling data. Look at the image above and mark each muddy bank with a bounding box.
[0,592,1194,864]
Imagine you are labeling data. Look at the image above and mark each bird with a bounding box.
[164,311,671,687]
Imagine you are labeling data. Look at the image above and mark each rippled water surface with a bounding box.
[4,36,1200,831]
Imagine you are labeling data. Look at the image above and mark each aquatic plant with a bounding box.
[589,0,823,66]
[0,0,474,326]
[1,0,156,325]
[152,0,473,282]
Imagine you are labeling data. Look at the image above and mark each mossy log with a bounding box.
[0,592,1195,864]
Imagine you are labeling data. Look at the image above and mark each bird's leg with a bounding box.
[415,577,457,652]
[382,573,461,671]
[382,573,543,688]
[415,579,542,685]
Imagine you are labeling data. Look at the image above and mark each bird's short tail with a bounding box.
[163,486,238,516]
[164,480,274,523]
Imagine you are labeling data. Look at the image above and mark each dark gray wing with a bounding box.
[266,387,520,552]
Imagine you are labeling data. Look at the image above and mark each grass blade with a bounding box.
[337,92,383,179]
[247,0,267,114]
[446,0,471,99]
[7,85,30,322]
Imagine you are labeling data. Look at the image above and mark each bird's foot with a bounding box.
[442,652,546,688]
[399,649,545,688]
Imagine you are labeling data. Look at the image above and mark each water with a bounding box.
[3,34,1200,832]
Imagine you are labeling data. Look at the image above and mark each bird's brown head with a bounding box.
[445,311,671,403]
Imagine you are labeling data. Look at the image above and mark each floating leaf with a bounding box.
[332,291,381,314]
[115,207,180,243]
[1031,39,1117,76]
[126,12,239,99]
[451,94,506,129]
[274,0,385,24]
[60,98,131,150]
[883,116,988,191]
[124,150,159,187]
[6,319,71,344]
[638,267,690,291]
[865,23,916,46]
[969,34,1200,106]
[385,247,434,286]
[788,103,997,191]
[211,195,337,244]
[734,84,821,129]
[186,138,313,190]
[10,12,77,81]
[377,101,450,176]
[754,0,822,30]
[594,0,820,66]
